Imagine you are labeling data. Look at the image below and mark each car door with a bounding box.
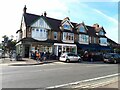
[68,53,74,61]
[73,54,78,61]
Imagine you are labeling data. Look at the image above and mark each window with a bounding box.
[79,34,89,43]
[63,32,74,41]
[99,31,105,35]
[94,37,96,43]
[54,32,57,40]
[79,26,85,32]
[32,28,48,41]
[39,18,44,26]
[36,29,39,31]
[100,38,107,44]
[89,36,91,43]
[63,24,71,30]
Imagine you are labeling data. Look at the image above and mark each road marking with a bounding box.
[46,73,120,89]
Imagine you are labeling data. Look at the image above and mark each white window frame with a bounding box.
[31,28,47,41]
[62,32,74,43]
[100,37,107,46]
[79,34,89,44]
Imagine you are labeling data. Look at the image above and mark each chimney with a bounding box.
[93,23,99,28]
[93,23,100,32]
[23,5,27,13]
[44,11,47,17]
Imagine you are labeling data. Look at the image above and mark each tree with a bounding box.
[2,35,16,53]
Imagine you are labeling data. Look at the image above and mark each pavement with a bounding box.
[0,57,58,66]
[0,58,119,89]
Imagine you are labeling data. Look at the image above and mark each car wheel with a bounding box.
[78,59,81,62]
[66,59,70,63]
[114,60,117,64]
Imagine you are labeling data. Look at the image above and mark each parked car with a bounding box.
[103,53,120,64]
[0,49,3,58]
[59,53,81,63]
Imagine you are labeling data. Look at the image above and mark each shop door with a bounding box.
[58,46,62,57]
[25,46,29,58]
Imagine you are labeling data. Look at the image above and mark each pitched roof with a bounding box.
[23,13,78,31]
[23,12,104,36]
[86,26,97,36]
[44,16,61,31]
[24,13,40,26]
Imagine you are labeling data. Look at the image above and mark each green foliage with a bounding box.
[2,35,16,53]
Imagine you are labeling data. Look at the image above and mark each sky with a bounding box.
[0,0,119,43]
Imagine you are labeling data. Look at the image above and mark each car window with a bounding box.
[74,54,78,57]
[114,54,119,58]
[105,54,111,58]
[68,53,74,56]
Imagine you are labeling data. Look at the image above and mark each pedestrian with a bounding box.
[43,51,46,61]
[36,51,41,63]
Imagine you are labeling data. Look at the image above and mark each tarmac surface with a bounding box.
[0,57,119,89]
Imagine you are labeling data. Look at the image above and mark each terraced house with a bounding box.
[16,6,111,58]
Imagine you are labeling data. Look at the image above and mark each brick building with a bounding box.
[16,6,111,58]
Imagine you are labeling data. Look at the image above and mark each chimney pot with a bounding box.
[44,11,47,17]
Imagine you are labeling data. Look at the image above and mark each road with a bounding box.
[1,61,118,89]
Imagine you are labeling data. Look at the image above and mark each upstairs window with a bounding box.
[100,38,107,45]
[79,26,85,33]
[99,31,105,36]
[63,24,71,30]
[79,34,89,44]
[54,32,57,40]
[63,32,74,41]
[94,37,96,43]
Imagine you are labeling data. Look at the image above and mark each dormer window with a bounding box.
[63,24,71,30]
[61,17,74,31]
[99,30,105,36]
[80,26,85,33]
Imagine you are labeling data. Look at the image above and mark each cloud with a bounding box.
[93,9,118,24]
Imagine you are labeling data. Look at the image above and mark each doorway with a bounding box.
[25,46,29,58]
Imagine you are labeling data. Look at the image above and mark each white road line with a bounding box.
[46,73,120,89]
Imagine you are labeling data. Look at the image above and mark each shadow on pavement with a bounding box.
[8,61,55,66]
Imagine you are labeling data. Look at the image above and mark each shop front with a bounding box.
[54,43,77,57]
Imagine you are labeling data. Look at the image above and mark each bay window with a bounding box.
[100,38,107,46]
[79,34,89,44]
[63,32,74,42]
[32,28,47,41]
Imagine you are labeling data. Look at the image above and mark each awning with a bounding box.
[76,43,111,51]
[99,46,111,50]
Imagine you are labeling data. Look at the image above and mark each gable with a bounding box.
[77,24,87,33]
[98,30,105,35]
[62,21,73,30]
[31,17,51,29]
[79,25,86,33]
